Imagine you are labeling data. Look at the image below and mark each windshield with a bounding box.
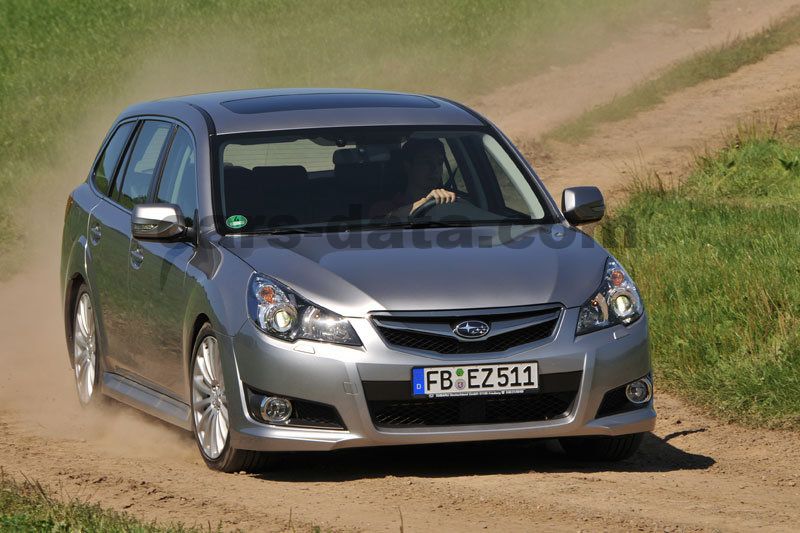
[216,128,552,233]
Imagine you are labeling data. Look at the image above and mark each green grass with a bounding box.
[0,471,203,532]
[548,11,800,143]
[599,127,800,427]
[0,0,709,276]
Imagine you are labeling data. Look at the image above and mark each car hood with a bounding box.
[220,224,609,317]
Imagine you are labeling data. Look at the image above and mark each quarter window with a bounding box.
[92,122,134,195]
[156,128,197,227]
[116,121,171,210]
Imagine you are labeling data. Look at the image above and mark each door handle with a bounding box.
[90,224,102,245]
[130,247,144,268]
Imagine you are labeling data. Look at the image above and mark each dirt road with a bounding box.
[2,1,800,531]
[2,387,798,532]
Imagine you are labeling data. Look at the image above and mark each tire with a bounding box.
[559,432,644,461]
[190,323,270,473]
[72,284,104,407]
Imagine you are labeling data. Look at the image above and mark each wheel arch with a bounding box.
[183,312,212,393]
[63,273,87,367]
[189,314,211,358]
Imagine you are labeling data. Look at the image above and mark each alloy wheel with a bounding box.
[73,292,97,405]
[192,336,229,460]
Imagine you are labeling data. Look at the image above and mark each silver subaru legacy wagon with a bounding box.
[60,89,654,472]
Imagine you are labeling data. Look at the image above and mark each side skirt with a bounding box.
[102,372,192,430]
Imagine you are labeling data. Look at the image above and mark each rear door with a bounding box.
[127,125,198,398]
[87,121,137,372]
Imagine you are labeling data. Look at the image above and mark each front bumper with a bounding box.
[219,308,655,452]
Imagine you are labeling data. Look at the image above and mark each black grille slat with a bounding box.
[369,392,576,428]
[291,400,345,429]
[377,318,558,355]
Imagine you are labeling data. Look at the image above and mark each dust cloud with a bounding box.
[0,37,262,463]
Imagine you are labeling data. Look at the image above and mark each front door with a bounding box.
[108,120,173,383]
[127,126,198,399]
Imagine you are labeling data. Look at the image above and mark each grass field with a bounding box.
[0,471,200,532]
[600,125,800,428]
[548,11,800,142]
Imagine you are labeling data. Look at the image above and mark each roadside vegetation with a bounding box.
[549,11,800,142]
[600,123,800,428]
[0,471,201,532]
[0,0,709,275]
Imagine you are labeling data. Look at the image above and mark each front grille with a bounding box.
[596,384,647,419]
[369,392,575,427]
[377,320,558,354]
[363,371,581,428]
[373,306,561,355]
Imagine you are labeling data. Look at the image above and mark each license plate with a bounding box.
[412,362,538,397]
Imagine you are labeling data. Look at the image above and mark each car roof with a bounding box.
[121,88,486,135]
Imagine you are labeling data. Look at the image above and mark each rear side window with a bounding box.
[156,128,197,227]
[115,121,172,210]
[92,122,134,195]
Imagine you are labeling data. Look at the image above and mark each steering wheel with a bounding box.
[408,197,439,218]
[408,193,466,218]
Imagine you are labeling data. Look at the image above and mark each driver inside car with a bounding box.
[382,138,457,217]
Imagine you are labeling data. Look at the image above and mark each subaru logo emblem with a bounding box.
[453,320,490,339]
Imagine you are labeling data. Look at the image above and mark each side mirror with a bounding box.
[131,204,186,240]
[561,186,605,225]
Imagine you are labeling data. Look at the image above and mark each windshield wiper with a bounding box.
[331,220,469,232]
[255,219,539,234]
[259,226,321,235]
[376,218,538,230]
[491,218,540,225]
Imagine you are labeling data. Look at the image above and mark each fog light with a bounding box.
[625,377,653,404]
[259,396,293,422]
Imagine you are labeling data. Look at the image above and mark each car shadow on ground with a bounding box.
[255,432,715,482]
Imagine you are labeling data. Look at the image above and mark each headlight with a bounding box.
[576,257,643,335]
[247,274,361,346]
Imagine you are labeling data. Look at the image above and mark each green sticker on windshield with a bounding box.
[226,214,248,229]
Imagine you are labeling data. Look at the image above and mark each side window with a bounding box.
[115,121,172,210]
[156,128,197,227]
[92,122,134,195]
